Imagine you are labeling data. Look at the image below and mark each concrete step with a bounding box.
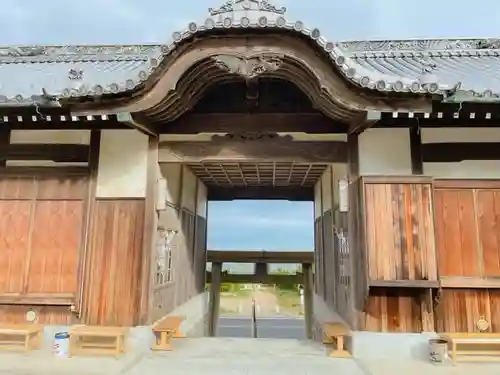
[154,337,328,358]
[0,338,364,375]
[132,338,364,375]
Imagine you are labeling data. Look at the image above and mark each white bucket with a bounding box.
[53,332,70,357]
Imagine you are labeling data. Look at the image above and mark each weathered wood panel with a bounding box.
[436,289,500,332]
[322,210,335,307]
[0,201,31,293]
[194,215,207,293]
[27,201,83,294]
[314,217,324,296]
[476,190,500,277]
[365,288,424,332]
[82,200,144,326]
[0,172,88,324]
[363,181,437,282]
[434,189,480,277]
[0,173,87,297]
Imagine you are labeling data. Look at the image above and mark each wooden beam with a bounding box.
[208,186,314,201]
[303,263,314,340]
[440,277,500,288]
[409,123,423,174]
[361,175,433,185]
[348,111,381,135]
[159,113,348,134]
[369,280,439,288]
[422,142,500,162]
[377,115,500,128]
[206,272,304,284]
[139,136,159,325]
[0,293,75,306]
[346,132,363,331]
[2,144,89,162]
[77,130,101,319]
[117,112,157,137]
[159,140,348,163]
[0,108,127,130]
[0,128,10,167]
[208,262,222,337]
[207,250,314,264]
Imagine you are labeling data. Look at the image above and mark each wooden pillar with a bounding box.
[347,133,362,330]
[139,136,159,324]
[303,263,314,340]
[208,262,222,337]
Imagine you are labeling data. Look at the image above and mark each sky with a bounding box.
[1,0,498,250]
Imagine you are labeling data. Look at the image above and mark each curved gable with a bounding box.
[0,0,498,114]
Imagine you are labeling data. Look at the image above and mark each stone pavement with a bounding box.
[1,338,500,375]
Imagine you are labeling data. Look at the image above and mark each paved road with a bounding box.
[217,316,306,339]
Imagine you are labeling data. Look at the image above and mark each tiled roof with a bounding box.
[1,0,500,108]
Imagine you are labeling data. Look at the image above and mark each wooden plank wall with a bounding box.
[434,181,500,279]
[361,178,437,332]
[363,179,437,283]
[81,200,145,326]
[365,288,424,332]
[432,181,500,333]
[0,172,87,324]
[437,289,500,332]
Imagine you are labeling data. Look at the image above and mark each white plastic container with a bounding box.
[53,332,70,357]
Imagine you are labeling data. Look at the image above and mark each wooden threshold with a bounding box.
[207,250,314,264]
[360,175,434,185]
[440,277,500,288]
[0,293,75,306]
[369,279,439,288]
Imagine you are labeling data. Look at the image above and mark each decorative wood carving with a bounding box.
[211,132,292,142]
[208,0,287,16]
[162,113,347,134]
[158,139,347,163]
[212,54,283,80]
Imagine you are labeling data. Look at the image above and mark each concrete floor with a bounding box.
[1,337,500,375]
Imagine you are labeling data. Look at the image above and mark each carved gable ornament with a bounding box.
[209,0,286,16]
[212,54,283,79]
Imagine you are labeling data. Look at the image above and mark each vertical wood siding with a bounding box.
[0,201,31,293]
[477,190,500,277]
[434,183,500,278]
[436,289,500,332]
[27,200,83,294]
[363,182,437,282]
[434,189,480,277]
[364,288,424,332]
[0,172,87,325]
[82,200,144,326]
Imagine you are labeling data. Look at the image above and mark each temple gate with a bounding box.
[0,0,499,336]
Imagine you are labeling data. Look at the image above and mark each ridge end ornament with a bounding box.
[212,54,283,79]
[208,0,286,16]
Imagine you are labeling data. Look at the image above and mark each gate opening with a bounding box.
[206,200,313,339]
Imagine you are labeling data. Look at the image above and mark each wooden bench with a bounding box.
[441,332,500,365]
[152,315,186,351]
[322,322,351,358]
[0,323,43,352]
[69,325,128,357]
